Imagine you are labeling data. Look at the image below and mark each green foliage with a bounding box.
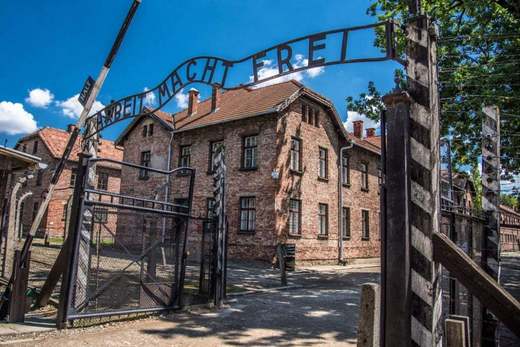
[501,193,519,209]
[348,0,520,176]
[470,165,483,211]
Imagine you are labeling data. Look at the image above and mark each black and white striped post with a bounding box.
[381,15,442,347]
[481,105,501,346]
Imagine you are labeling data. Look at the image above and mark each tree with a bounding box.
[347,0,520,177]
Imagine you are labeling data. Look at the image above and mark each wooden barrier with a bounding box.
[432,232,520,338]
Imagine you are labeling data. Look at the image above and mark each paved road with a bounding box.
[7,266,379,347]
[498,252,520,347]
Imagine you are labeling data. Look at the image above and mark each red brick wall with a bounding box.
[118,97,381,264]
[14,135,121,239]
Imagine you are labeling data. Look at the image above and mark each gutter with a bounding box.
[338,140,354,264]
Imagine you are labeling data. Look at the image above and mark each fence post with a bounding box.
[382,15,442,346]
[357,283,380,347]
[480,105,501,346]
[8,250,30,322]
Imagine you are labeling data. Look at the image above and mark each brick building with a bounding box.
[115,80,381,264]
[500,204,520,252]
[12,126,123,239]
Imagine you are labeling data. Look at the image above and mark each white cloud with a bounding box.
[249,54,325,88]
[175,89,189,109]
[56,94,104,119]
[0,101,38,135]
[25,88,54,108]
[143,87,157,106]
[343,111,380,134]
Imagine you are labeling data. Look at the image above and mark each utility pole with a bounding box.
[0,0,142,320]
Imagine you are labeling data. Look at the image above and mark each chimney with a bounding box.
[366,128,376,138]
[211,85,221,112]
[188,88,199,116]
[353,120,363,138]
[67,124,76,133]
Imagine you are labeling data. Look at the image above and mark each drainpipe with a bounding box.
[338,141,354,264]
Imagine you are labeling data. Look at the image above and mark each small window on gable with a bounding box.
[32,141,38,154]
[142,125,148,137]
[148,123,154,136]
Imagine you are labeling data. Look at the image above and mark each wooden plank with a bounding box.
[432,232,520,337]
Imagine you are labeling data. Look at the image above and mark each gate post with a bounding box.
[57,152,91,329]
[480,105,501,346]
[382,15,442,347]
[212,144,227,306]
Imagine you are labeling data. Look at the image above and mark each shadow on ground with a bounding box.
[140,268,378,346]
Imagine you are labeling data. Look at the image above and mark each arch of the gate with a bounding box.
[82,21,398,138]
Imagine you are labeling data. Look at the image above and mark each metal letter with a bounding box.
[308,33,326,66]
[186,59,197,82]
[252,51,266,83]
[277,44,293,74]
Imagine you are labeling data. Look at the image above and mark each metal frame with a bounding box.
[59,156,197,326]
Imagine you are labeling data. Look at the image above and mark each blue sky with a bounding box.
[0,0,399,146]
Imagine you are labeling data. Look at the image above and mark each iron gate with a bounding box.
[62,156,210,322]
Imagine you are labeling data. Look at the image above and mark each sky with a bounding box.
[0,0,400,147]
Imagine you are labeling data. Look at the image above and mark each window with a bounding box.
[36,169,43,186]
[209,141,223,173]
[142,123,154,137]
[62,204,68,221]
[179,145,191,167]
[32,141,38,154]
[148,124,154,136]
[97,172,109,190]
[290,137,302,172]
[94,208,108,223]
[289,199,301,235]
[239,197,256,232]
[362,210,370,240]
[318,203,328,236]
[22,144,27,152]
[142,124,148,137]
[342,207,351,240]
[342,154,350,186]
[301,102,319,127]
[242,135,258,169]
[318,147,328,179]
[70,171,77,187]
[206,198,216,219]
[139,151,151,179]
[32,201,39,221]
[361,162,369,191]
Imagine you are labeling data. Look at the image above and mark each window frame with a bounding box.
[139,151,151,180]
[239,196,256,233]
[288,198,302,235]
[32,140,38,154]
[179,145,191,168]
[318,146,328,180]
[290,137,302,173]
[342,207,351,240]
[241,135,258,170]
[360,161,369,191]
[342,153,351,186]
[318,203,329,237]
[206,197,216,219]
[361,209,370,240]
[97,172,109,191]
[142,124,148,137]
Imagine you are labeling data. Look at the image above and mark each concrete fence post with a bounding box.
[357,283,380,347]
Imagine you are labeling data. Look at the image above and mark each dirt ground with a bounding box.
[4,266,380,347]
